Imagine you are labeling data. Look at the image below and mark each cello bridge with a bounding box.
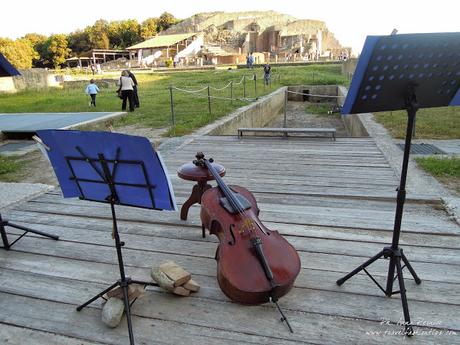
[239,219,256,237]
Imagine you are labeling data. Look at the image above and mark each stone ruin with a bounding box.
[163,11,350,60]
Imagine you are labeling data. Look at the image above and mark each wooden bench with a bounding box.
[237,127,336,141]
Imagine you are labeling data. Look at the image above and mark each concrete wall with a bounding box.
[203,87,286,135]
[342,58,358,78]
[338,85,369,137]
[14,69,60,90]
[0,77,16,93]
[0,69,61,93]
[287,85,337,102]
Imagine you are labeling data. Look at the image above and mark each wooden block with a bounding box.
[159,261,191,287]
[151,267,174,291]
[106,284,145,301]
[183,279,200,292]
[172,286,190,297]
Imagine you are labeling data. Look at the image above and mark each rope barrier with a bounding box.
[179,92,255,102]
[209,81,233,91]
[233,76,245,85]
[171,85,208,93]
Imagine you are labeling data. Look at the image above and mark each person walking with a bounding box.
[248,53,254,69]
[263,62,271,86]
[118,70,135,112]
[85,79,99,107]
[127,70,140,108]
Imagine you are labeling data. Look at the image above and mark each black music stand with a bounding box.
[337,32,460,336]
[1,213,59,250]
[37,130,177,345]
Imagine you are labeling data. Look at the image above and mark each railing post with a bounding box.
[169,85,175,126]
[243,75,246,99]
[284,88,288,128]
[230,81,233,105]
[207,85,212,115]
[254,74,257,98]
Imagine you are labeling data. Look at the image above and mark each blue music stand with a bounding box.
[338,32,460,336]
[37,130,177,345]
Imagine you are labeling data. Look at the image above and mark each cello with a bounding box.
[194,152,301,332]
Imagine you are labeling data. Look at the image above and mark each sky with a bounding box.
[2,0,459,54]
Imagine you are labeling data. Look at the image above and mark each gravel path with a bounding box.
[266,101,349,136]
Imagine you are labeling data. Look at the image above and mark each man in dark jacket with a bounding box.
[127,70,140,108]
[263,63,271,85]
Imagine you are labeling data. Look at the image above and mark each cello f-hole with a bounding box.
[228,224,236,245]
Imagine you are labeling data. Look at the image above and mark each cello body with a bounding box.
[200,184,301,305]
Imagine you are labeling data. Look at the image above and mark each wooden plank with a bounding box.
[4,234,460,284]
[2,250,459,306]
[0,283,456,345]
[0,323,105,345]
[8,210,460,250]
[0,293,275,345]
[238,128,336,140]
[2,268,460,332]
[5,220,460,266]
[15,198,459,235]
[238,127,337,133]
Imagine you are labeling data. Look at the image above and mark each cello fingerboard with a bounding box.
[219,193,252,214]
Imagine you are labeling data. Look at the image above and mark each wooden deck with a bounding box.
[1,136,459,344]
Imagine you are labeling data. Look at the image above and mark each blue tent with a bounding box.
[0,53,20,77]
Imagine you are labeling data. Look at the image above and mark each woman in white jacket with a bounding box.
[118,70,135,112]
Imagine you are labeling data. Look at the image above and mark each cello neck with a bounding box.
[204,159,244,212]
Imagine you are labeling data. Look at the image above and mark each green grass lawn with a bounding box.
[0,64,349,136]
[374,107,460,139]
[0,156,24,182]
[415,156,460,193]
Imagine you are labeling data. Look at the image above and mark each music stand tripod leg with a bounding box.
[6,221,59,240]
[0,219,10,250]
[394,253,414,336]
[120,280,136,345]
[0,213,59,250]
[401,249,422,285]
[76,281,119,311]
[336,249,385,286]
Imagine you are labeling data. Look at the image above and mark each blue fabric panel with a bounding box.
[0,112,116,132]
[342,36,381,115]
[0,53,20,77]
[37,130,176,211]
[450,88,460,106]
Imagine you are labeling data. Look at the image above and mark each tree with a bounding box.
[67,30,91,55]
[140,18,158,40]
[0,37,36,69]
[108,19,141,49]
[45,34,71,68]
[22,33,48,66]
[88,19,110,49]
[157,12,179,32]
